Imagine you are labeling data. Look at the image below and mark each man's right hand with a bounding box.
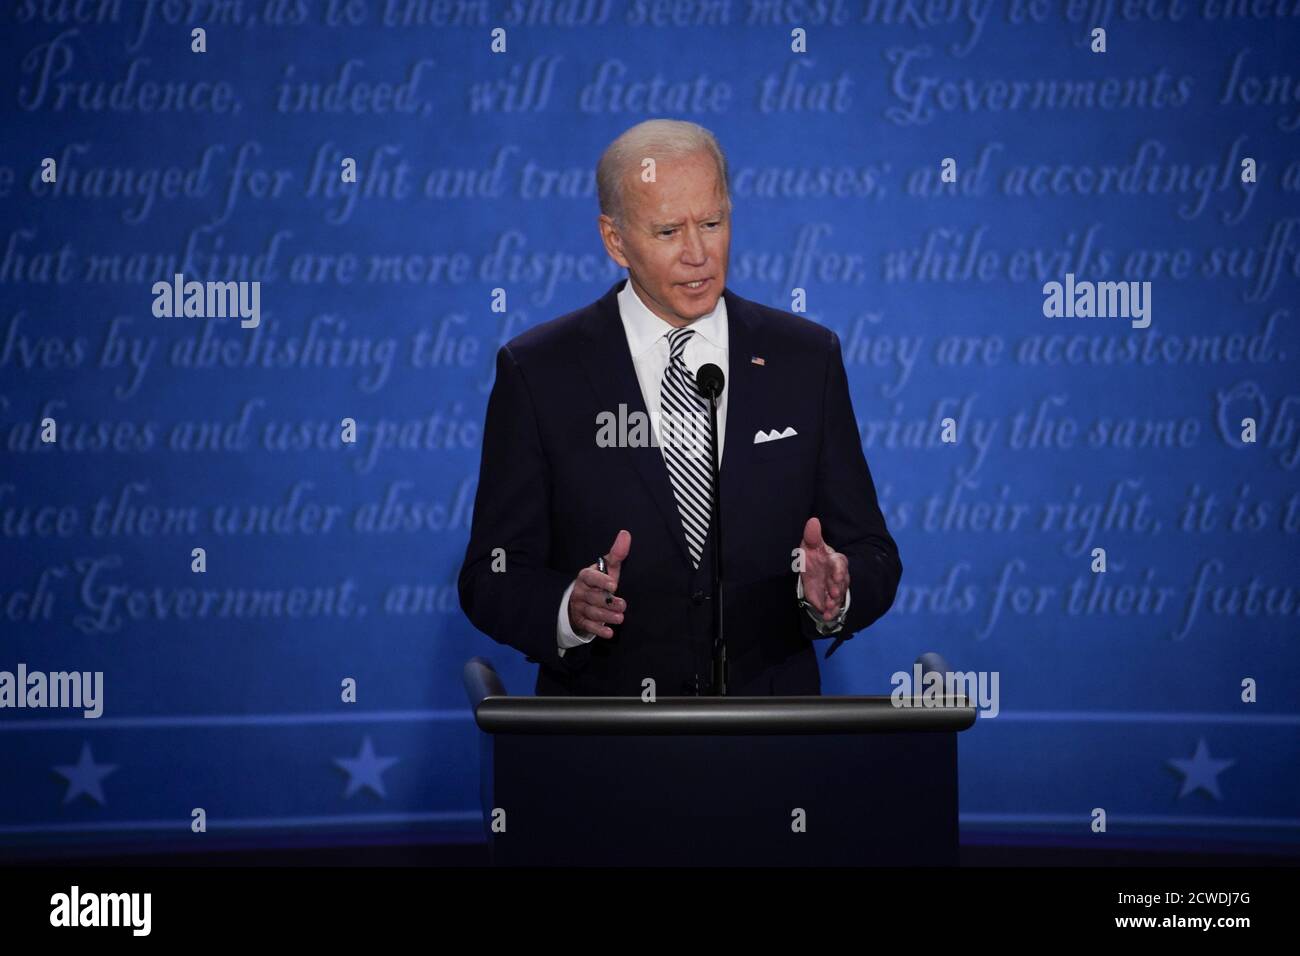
[568,529,630,639]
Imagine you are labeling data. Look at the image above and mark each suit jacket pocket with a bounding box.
[750,434,806,462]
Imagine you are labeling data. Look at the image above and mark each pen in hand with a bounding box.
[567,531,630,639]
[597,556,611,603]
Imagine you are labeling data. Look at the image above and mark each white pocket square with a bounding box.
[753,426,798,444]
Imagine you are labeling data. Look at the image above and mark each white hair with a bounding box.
[596,119,731,228]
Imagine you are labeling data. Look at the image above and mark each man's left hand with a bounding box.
[797,516,850,622]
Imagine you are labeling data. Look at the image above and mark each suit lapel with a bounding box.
[575,280,769,569]
[718,286,765,506]
[577,279,692,566]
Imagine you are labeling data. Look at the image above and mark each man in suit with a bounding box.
[458,119,901,696]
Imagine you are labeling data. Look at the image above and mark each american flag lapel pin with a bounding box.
[750,356,765,366]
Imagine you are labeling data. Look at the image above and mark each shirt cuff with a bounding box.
[796,574,851,635]
[557,579,597,657]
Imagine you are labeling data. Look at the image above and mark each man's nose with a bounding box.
[680,226,707,264]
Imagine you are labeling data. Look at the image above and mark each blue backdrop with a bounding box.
[1,0,1297,859]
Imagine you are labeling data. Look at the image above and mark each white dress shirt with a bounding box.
[557,278,848,656]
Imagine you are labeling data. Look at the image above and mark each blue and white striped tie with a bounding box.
[658,327,713,569]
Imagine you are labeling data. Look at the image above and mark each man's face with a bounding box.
[598,151,730,328]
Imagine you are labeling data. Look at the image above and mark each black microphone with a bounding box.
[693,363,726,694]
[695,363,725,399]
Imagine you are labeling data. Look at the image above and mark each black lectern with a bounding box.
[465,658,977,866]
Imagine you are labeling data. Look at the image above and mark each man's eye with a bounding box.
[703,221,720,229]
[659,229,676,237]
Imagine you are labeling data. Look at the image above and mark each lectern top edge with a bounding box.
[472,695,979,736]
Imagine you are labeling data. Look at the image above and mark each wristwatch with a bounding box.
[800,598,848,634]
[796,575,848,634]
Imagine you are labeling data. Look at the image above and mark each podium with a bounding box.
[465,658,977,865]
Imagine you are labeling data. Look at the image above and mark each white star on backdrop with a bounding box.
[1167,738,1236,801]
[53,743,118,806]
[333,736,399,799]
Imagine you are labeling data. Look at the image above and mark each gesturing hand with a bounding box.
[567,529,630,639]
[797,517,850,622]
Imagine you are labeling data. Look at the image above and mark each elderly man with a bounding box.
[459,119,901,696]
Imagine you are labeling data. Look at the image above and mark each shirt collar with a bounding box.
[617,277,728,358]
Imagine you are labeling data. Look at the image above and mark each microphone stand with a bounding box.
[705,388,726,695]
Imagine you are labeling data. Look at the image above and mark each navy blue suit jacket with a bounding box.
[458,278,902,696]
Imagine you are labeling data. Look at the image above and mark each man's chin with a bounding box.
[670,288,720,320]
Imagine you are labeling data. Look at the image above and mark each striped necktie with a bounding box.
[658,326,713,569]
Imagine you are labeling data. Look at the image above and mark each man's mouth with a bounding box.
[679,278,710,290]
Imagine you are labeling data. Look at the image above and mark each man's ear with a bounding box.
[598,214,629,268]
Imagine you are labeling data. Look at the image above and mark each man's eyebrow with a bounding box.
[649,211,725,230]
